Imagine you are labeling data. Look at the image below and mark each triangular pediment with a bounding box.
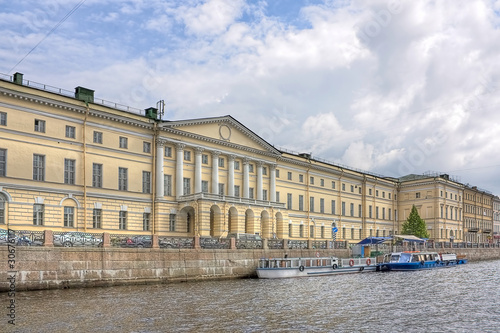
[160,115,281,155]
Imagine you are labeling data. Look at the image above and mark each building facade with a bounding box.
[464,186,494,243]
[0,73,497,244]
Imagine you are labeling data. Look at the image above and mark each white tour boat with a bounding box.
[256,256,377,279]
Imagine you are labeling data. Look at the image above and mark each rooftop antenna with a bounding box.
[156,100,165,120]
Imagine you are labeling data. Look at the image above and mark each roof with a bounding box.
[357,237,392,245]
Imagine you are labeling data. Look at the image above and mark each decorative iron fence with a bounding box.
[0,229,44,246]
[53,231,103,247]
[267,239,284,249]
[235,239,263,249]
[158,236,194,249]
[200,237,230,249]
[288,240,308,249]
[110,234,152,248]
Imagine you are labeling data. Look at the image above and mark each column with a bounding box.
[257,162,263,200]
[270,163,276,202]
[228,155,235,197]
[211,151,220,194]
[243,158,250,198]
[194,147,203,194]
[155,140,164,199]
[176,143,185,198]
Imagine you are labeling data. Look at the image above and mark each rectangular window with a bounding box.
[342,202,346,216]
[234,185,240,197]
[33,154,45,181]
[119,211,127,230]
[65,125,76,139]
[202,180,209,193]
[183,178,191,195]
[184,150,191,161]
[142,171,151,193]
[143,213,150,231]
[64,207,74,227]
[351,185,354,192]
[376,190,379,197]
[342,183,345,191]
[119,137,128,149]
[350,203,354,216]
[143,142,151,153]
[0,149,6,177]
[118,168,128,191]
[249,187,254,199]
[320,198,324,213]
[376,206,379,219]
[263,189,268,201]
[164,175,172,196]
[299,174,304,182]
[351,228,354,240]
[93,163,102,188]
[287,172,292,180]
[202,154,208,164]
[234,160,240,170]
[416,192,421,199]
[218,183,225,195]
[34,119,45,132]
[389,208,392,220]
[93,131,102,144]
[33,204,44,225]
[64,159,75,185]
[382,192,385,198]
[369,205,373,218]
[310,225,314,238]
[320,179,324,187]
[276,169,280,178]
[249,164,254,173]
[369,189,372,195]
[276,191,280,202]
[331,200,336,214]
[218,157,224,167]
[263,167,267,175]
[332,181,335,189]
[299,195,304,211]
[342,227,346,239]
[165,146,172,157]
[310,176,314,185]
[169,214,176,231]
[119,167,128,191]
[310,197,315,212]
[287,193,292,210]
[0,112,6,126]
[382,207,386,220]
[93,209,102,228]
[300,225,304,238]
[0,198,3,224]
[359,204,362,217]
[288,223,293,237]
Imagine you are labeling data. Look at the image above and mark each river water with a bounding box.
[7,259,500,333]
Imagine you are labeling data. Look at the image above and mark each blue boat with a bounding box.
[377,251,467,271]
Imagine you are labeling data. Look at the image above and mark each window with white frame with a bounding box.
[119,211,127,230]
[164,175,172,196]
[93,163,102,188]
[64,207,74,227]
[34,119,45,132]
[169,214,176,231]
[142,171,151,193]
[93,131,102,144]
[119,167,128,191]
[64,159,75,185]
[183,178,191,195]
[202,154,208,164]
[0,112,6,126]
[33,204,44,225]
[93,209,102,228]
[143,142,151,153]
[143,213,150,231]
[165,146,172,157]
[184,150,191,161]
[33,154,45,181]
[0,149,6,177]
[65,125,76,139]
[119,137,128,149]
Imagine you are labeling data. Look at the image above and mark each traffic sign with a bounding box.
[332,227,338,233]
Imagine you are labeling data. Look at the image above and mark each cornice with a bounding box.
[0,86,153,130]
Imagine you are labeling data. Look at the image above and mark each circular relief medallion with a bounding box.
[219,124,231,141]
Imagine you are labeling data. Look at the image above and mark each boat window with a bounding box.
[411,255,419,262]
[400,253,411,262]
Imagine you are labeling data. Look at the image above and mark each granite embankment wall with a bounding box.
[1,247,499,292]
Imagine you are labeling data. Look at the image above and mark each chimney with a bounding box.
[75,86,94,103]
[13,72,23,85]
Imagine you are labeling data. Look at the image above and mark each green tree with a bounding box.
[401,205,430,239]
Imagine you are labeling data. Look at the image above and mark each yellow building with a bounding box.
[0,73,496,244]
[464,185,494,243]
[397,174,464,242]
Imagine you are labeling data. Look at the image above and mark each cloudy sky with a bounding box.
[2,0,500,195]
